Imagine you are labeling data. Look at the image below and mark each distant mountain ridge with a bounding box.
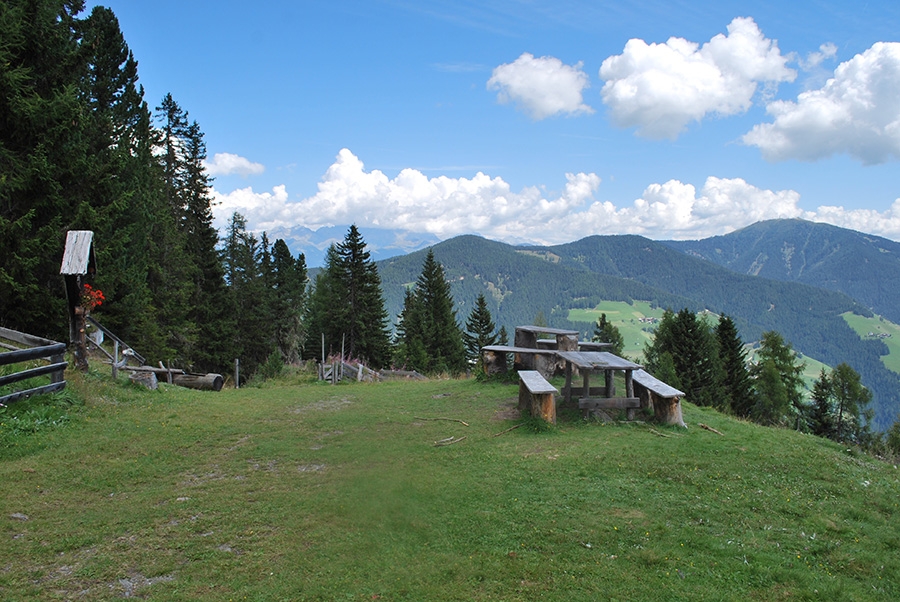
[661,219,900,324]
[374,223,900,429]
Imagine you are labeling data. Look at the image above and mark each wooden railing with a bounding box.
[0,327,67,405]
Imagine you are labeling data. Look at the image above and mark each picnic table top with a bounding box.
[515,325,579,336]
[482,345,559,354]
[556,351,643,371]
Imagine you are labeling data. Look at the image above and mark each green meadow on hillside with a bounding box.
[2,369,899,601]
[843,312,900,375]
[567,302,830,388]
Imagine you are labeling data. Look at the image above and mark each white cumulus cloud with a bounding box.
[210,148,900,247]
[744,42,900,164]
[487,53,593,120]
[599,17,795,139]
[204,152,265,176]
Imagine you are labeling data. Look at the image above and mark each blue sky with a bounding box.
[90,0,900,260]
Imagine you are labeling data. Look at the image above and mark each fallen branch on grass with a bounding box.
[492,423,523,437]
[648,428,671,438]
[698,423,724,436]
[433,436,467,447]
[415,416,469,427]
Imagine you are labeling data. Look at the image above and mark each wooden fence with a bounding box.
[0,327,67,405]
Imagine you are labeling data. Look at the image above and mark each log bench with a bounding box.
[632,369,686,427]
[518,370,559,424]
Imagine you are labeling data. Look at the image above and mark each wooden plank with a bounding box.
[0,381,67,406]
[633,369,685,398]
[0,327,60,349]
[518,370,558,395]
[515,325,578,336]
[0,362,68,388]
[556,350,642,371]
[481,345,557,355]
[0,343,67,367]
[60,230,94,275]
[578,397,641,410]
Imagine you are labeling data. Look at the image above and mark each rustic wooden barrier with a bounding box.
[0,327,67,405]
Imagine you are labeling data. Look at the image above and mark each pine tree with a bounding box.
[335,226,391,368]
[463,293,498,373]
[271,239,307,363]
[402,250,466,374]
[221,212,275,376]
[0,0,88,338]
[592,313,625,356]
[304,228,391,368]
[752,359,790,426]
[750,331,807,428]
[810,368,835,439]
[394,288,427,371]
[644,308,722,408]
[715,315,754,417]
[831,363,873,444]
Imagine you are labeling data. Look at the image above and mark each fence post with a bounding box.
[234,358,240,389]
[112,340,119,379]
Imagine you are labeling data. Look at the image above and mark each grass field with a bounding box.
[2,367,900,600]
[843,312,900,374]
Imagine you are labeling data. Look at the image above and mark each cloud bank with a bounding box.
[599,17,795,139]
[212,149,900,245]
[487,53,593,119]
[744,42,900,164]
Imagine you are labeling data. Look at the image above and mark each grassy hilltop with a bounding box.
[2,370,899,601]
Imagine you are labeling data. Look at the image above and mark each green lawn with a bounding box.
[2,368,899,600]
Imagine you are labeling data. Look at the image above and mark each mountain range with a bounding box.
[371,219,900,430]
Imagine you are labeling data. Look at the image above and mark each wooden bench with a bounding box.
[518,370,559,424]
[632,369,686,427]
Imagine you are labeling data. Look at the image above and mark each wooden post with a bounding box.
[234,358,240,389]
[625,369,634,398]
[112,340,119,379]
[73,306,89,372]
[604,369,614,397]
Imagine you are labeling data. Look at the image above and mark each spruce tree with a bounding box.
[644,308,722,408]
[810,368,835,439]
[271,239,307,363]
[750,331,807,428]
[409,250,466,374]
[463,293,498,373]
[592,313,625,356]
[304,227,391,369]
[394,288,427,371]
[335,225,391,368]
[715,315,754,417]
[831,363,873,444]
[0,0,87,337]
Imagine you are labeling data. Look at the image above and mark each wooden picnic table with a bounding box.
[556,350,643,411]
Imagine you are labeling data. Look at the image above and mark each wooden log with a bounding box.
[0,362,68,388]
[0,342,67,367]
[172,373,224,392]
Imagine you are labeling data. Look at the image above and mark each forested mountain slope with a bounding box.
[378,233,900,429]
[662,219,900,324]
